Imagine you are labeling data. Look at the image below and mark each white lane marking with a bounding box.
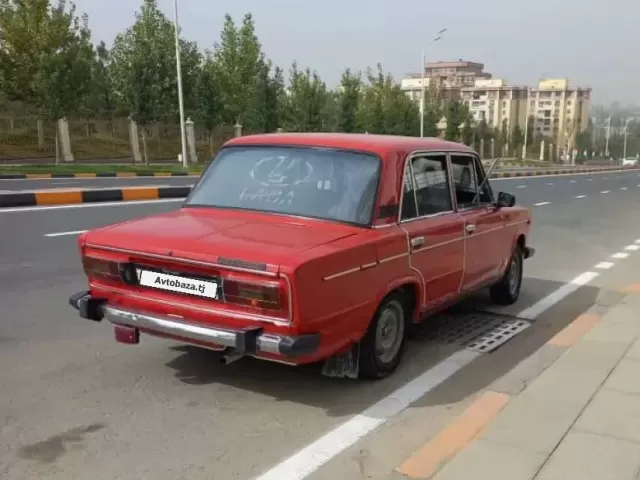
[547,182,554,186]
[636,239,640,244]
[44,230,88,237]
[258,260,610,478]
[0,198,184,213]
[533,201,551,206]
[637,184,640,187]
[588,178,593,181]
[516,185,527,189]
[612,252,629,259]
[569,180,576,183]
[625,245,640,251]
[621,187,628,190]
[603,177,609,179]
[574,195,586,199]
[517,271,599,321]
[255,349,479,480]
[601,190,610,194]
[594,261,614,270]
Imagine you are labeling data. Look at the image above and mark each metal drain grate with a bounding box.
[463,318,531,353]
[424,312,531,354]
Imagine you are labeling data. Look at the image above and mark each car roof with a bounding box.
[223,132,475,158]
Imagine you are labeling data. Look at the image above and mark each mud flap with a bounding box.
[321,343,360,379]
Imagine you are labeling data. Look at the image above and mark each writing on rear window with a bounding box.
[186,146,380,225]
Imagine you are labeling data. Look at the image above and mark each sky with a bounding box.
[72,0,639,106]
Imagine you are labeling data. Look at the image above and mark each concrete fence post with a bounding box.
[186,118,197,164]
[128,117,142,163]
[480,138,485,159]
[234,122,243,137]
[57,118,74,162]
[276,127,284,133]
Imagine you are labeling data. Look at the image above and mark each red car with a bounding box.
[69,133,534,379]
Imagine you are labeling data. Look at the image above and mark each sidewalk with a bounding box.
[395,285,640,479]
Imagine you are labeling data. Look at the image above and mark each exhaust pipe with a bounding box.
[220,351,244,365]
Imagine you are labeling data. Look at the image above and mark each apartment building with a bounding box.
[425,60,492,88]
[530,79,591,150]
[400,59,492,104]
[460,78,528,133]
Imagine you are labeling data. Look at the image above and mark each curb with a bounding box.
[0,171,198,180]
[0,186,192,208]
[491,165,640,178]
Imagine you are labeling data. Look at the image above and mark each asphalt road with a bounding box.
[1,170,640,479]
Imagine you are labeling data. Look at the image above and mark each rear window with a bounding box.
[186,146,381,225]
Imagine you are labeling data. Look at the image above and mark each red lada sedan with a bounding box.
[69,133,534,379]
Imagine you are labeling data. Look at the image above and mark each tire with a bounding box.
[358,292,408,380]
[490,244,524,305]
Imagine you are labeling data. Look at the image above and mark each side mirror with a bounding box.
[496,191,516,208]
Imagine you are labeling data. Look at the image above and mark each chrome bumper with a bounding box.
[69,292,320,359]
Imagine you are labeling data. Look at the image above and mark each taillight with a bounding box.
[82,256,121,281]
[223,280,282,311]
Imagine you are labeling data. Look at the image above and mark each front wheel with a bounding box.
[358,292,408,380]
[490,245,523,305]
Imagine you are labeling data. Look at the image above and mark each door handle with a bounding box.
[410,236,425,249]
[466,224,476,234]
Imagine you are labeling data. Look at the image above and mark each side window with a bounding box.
[450,154,492,209]
[473,158,494,204]
[401,154,452,220]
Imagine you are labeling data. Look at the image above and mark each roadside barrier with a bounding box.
[0,171,194,180]
[0,186,192,208]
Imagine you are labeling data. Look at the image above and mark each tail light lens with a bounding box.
[82,256,121,282]
[223,280,282,311]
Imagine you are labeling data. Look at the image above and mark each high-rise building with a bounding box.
[460,78,528,134]
[530,79,591,150]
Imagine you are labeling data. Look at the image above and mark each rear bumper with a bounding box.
[524,246,535,259]
[69,291,320,359]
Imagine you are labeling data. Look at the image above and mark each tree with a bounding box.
[0,0,95,119]
[357,65,418,136]
[195,52,222,155]
[461,114,473,145]
[422,104,440,137]
[500,118,509,155]
[337,68,361,133]
[444,101,466,141]
[211,13,267,129]
[511,124,524,154]
[82,41,116,118]
[282,61,330,132]
[109,0,201,161]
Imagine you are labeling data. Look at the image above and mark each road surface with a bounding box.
[1,170,640,479]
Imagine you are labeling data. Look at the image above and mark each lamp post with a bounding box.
[522,87,531,159]
[173,0,188,168]
[420,28,447,138]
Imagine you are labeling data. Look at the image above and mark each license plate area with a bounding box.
[135,266,221,300]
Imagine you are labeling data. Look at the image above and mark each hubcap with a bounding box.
[509,254,521,294]
[375,300,405,364]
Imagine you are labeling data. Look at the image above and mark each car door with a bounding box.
[399,152,465,309]
[450,153,505,292]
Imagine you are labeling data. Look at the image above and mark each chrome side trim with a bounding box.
[104,305,282,355]
[506,220,529,228]
[321,252,408,281]
[379,252,409,263]
[411,236,465,254]
[95,285,291,326]
[323,266,362,281]
[86,244,279,278]
[464,225,504,238]
[457,222,467,294]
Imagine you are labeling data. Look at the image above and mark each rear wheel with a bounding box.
[359,292,408,380]
[490,244,523,305]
